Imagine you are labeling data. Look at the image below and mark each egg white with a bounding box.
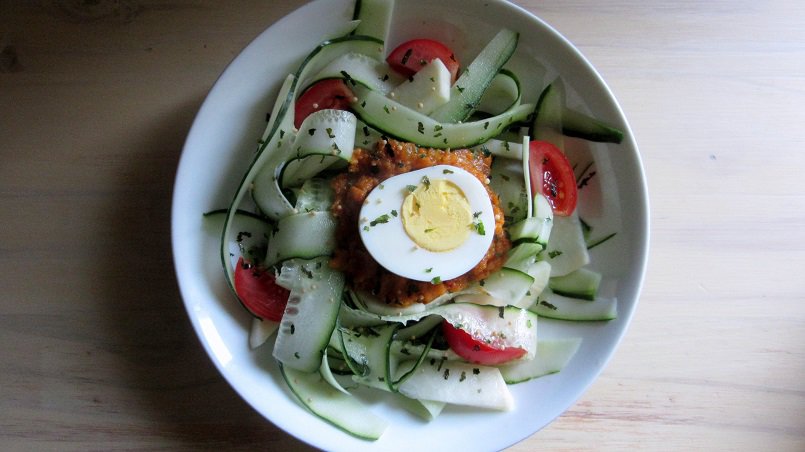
[358,164,495,282]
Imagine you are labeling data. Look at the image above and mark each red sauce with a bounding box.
[330,139,511,307]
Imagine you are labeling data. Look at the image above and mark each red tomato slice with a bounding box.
[441,320,526,365]
[233,257,290,321]
[386,39,460,83]
[294,79,354,129]
[528,140,578,216]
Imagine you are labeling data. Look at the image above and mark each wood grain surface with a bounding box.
[1,0,803,450]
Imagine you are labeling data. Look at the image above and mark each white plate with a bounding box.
[171,0,649,450]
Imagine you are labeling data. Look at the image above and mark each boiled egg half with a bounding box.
[358,165,495,282]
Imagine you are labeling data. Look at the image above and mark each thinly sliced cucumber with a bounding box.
[280,154,341,188]
[504,242,541,273]
[310,52,402,94]
[249,317,278,349]
[396,359,514,411]
[348,288,456,318]
[354,119,384,150]
[265,211,336,267]
[489,158,527,223]
[280,364,389,441]
[337,302,386,328]
[527,289,617,321]
[320,353,351,395]
[388,58,451,114]
[273,257,344,372]
[479,266,534,307]
[543,211,590,277]
[526,260,552,297]
[521,134,533,217]
[294,177,334,213]
[430,29,519,123]
[499,338,582,384]
[562,107,624,143]
[394,314,442,342]
[477,69,522,116]
[292,108,358,162]
[352,0,394,49]
[203,209,272,269]
[474,138,524,160]
[549,267,602,301]
[346,324,398,390]
[350,83,534,149]
[530,80,565,152]
[337,326,372,377]
[531,192,554,245]
[348,300,537,356]
[508,217,542,243]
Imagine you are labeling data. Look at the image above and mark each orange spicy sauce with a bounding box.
[330,138,511,307]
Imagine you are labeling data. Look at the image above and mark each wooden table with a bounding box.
[2,1,803,450]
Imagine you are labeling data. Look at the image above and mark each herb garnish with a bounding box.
[401,48,413,65]
[370,214,391,226]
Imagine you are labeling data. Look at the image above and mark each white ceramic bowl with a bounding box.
[171,0,649,450]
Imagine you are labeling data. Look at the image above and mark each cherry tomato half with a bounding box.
[441,320,526,366]
[386,38,460,83]
[233,257,290,321]
[528,140,578,216]
[294,79,354,129]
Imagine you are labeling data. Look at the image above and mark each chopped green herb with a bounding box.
[539,300,558,310]
[391,209,398,217]
[417,121,425,134]
[307,128,316,136]
[370,214,391,226]
[421,175,431,188]
[425,267,433,273]
[443,168,454,174]
[340,70,356,86]
[431,276,442,284]
[401,48,413,65]
[383,105,390,114]
[326,127,335,138]
[406,184,417,192]
[548,250,563,259]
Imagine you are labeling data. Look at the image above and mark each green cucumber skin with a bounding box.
[548,268,602,301]
[430,29,520,123]
[562,108,624,144]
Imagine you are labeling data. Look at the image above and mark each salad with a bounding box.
[204,0,624,441]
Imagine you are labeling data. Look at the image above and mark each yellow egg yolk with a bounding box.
[401,178,473,252]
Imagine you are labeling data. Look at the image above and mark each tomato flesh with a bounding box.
[528,141,578,216]
[294,79,354,129]
[441,320,526,365]
[233,257,290,321]
[386,38,460,83]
